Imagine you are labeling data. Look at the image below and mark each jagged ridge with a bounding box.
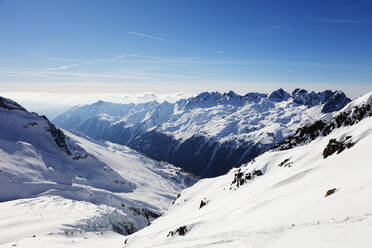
[54,89,351,177]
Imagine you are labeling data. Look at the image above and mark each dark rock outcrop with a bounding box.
[0,96,26,111]
[325,188,337,197]
[321,91,351,113]
[275,103,371,151]
[167,226,188,237]
[291,89,351,113]
[199,198,208,209]
[128,206,160,225]
[323,137,354,159]
[269,88,291,102]
[45,117,72,156]
[278,158,293,167]
[231,168,263,189]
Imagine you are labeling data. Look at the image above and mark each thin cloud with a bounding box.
[215,50,226,55]
[45,64,79,71]
[320,19,372,24]
[1,66,195,83]
[233,25,283,38]
[128,32,185,45]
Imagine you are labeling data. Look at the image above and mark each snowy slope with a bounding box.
[0,96,197,246]
[122,91,372,248]
[54,89,351,177]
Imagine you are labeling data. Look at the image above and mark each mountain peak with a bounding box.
[0,96,26,111]
[93,100,106,105]
[268,88,291,102]
[224,90,238,97]
[321,90,351,113]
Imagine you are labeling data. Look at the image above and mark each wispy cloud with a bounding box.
[215,50,226,55]
[128,32,185,45]
[0,64,195,83]
[320,19,372,24]
[232,25,283,38]
[45,64,79,71]
[128,32,225,55]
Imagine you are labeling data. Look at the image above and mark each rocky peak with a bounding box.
[292,88,309,104]
[269,88,291,102]
[185,92,223,109]
[243,92,268,102]
[0,96,73,156]
[321,91,351,113]
[220,90,244,106]
[224,90,238,98]
[290,89,351,113]
[0,96,26,111]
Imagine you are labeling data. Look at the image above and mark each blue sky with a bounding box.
[1,0,372,97]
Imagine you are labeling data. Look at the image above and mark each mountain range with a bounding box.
[123,91,372,248]
[2,89,372,248]
[54,88,351,177]
[0,96,197,245]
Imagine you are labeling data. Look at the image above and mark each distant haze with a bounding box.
[1,82,371,119]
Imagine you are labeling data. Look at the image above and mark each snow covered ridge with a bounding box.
[0,96,27,111]
[123,91,372,248]
[0,96,72,157]
[54,88,351,177]
[274,91,372,151]
[0,96,198,245]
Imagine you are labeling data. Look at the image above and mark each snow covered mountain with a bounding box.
[0,96,197,246]
[122,91,372,248]
[54,89,351,177]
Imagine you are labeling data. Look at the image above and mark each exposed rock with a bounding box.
[0,97,26,111]
[252,169,263,176]
[45,119,72,156]
[274,120,326,150]
[243,92,267,102]
[278,158,292,167]
[167,226,187,237]
[292,89,311,105]
[231,168,263,189]
[275,103,371,151]
[323,138,354,159]
[325,188,337,197]
[269,88,291,102]
[72,153,88,160]
[291,89,351,113]
[128,206,160,224]
[321,91,351,113]
[199,198,208,209]
[172,193,181,205]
